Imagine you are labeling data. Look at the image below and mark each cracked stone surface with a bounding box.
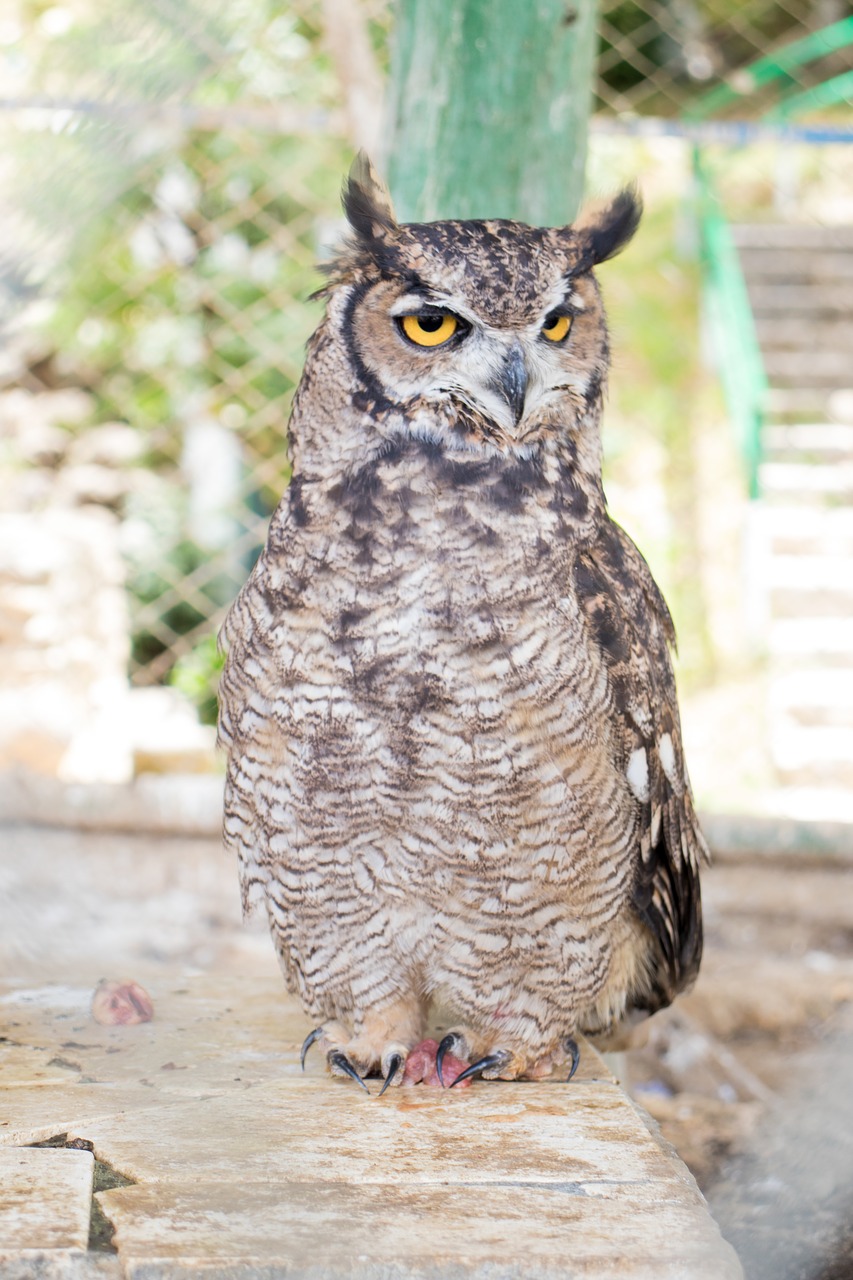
[1,825,742,1278]
[1,974,743,1278]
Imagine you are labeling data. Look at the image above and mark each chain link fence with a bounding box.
[1,0,851,728]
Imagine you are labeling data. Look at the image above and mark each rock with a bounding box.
[67,423,144,468]
[0,386,94,437]
[0,508,131,780]
[15,422,71,467]
[58,462,129,508]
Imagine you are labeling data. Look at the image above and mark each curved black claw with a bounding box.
[378,1052,403,1097]
[436,1032,465,1089]
[328,1049,370,1093]
[564,1037,581,1082]
[300,1026,324,1071]
[449,1050,510,1088]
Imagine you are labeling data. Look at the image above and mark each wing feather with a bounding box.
[575,517,708,1016]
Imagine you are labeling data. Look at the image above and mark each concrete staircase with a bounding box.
[732,224,853,817]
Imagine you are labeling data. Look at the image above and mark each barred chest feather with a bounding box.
[246,435,638,917]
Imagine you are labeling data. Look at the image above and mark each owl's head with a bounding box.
[314,154,640,463]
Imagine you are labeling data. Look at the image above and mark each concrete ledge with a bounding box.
[0,975,742,1279]
[4,768,853,867]
[0,770,225,838]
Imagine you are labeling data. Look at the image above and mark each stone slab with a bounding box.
[70,1077,683,1190]
[101,1180,741,1280]
[0,973,741,1279]
[0,1146,92,1255]
[0,976,610,1148]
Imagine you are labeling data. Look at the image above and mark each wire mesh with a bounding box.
[1,0,851,720]
[596,0,853,118]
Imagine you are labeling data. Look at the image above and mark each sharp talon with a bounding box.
[449,1051,508,1088]
[564,1037,580,1082]
[328,1050,370,1092]
[378,1052,403,1097]
[435,1033,459,1088]
[300,1026,324,1071]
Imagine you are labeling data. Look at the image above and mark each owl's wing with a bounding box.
[575,517,709,1016]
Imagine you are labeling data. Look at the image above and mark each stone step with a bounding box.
[759,461,853,501]
[765,554,853,619]
[751,503,853,558]
[770,591,853,621]
[769,670,853,728]
[754,503,853,537]
[756,785,853,824]
[764,388,837,420]
[0,971,743,1280]
[771,725,853,787]
[740,252,853,287]
[766,554,853,585]
[732,224,853,251]
[747,281,853,317]
[755,318,853,351]
[0,1147,94,1257]
[769,618,853,663]
[762,348,853,387]
[762,424,853,464]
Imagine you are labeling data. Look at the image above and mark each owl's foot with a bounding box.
[301,1024,367,1090]
[436,1030,582,1085]
[300,1000,429,1092]
[300,1020,581,1089]
[299,1025,471,1092]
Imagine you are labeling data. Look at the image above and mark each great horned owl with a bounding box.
[218,154,706,1092]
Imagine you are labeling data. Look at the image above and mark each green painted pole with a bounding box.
[385,0,599,225]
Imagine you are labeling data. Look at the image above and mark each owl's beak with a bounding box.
[490,342,528,428]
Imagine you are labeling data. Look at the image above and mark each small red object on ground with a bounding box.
[91,979,154,1025]
[403,1038,472,1088]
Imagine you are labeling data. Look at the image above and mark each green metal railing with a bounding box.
[764,69,853,123]
[688,17,853,499]
[693,153,767,500]
[687,16,853,123]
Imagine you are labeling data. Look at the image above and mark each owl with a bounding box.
[218,154,707,1093]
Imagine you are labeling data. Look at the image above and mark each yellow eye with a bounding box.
[542,313,572,343]
[400,313,459,348]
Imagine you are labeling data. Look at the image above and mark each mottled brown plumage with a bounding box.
[218,154,707,1087]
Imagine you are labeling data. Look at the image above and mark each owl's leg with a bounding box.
[346,996,425,1084]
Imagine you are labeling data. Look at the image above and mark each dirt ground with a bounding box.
[2,820,852,1278]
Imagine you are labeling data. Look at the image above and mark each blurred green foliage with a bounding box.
[170,634,226,726]
[32,3,351,714]
[18,0,792,722]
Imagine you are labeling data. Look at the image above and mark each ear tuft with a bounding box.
[342,151,398,241]
[578,187,642,266]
